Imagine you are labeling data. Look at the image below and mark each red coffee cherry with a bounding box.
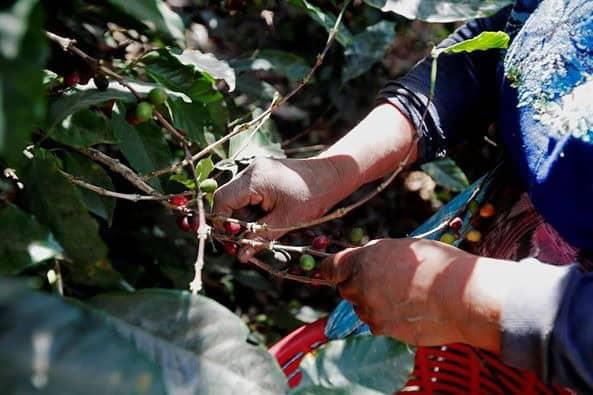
[170,195,189,207]
[223,241,238,256]
[449,217,463,231]
[223,221,242,235]
[312,235,330,250]
[479,203,496,219]
[177,216,191,232]
[64,72,80,87]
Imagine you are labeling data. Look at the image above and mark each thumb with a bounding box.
[319,248,358,285]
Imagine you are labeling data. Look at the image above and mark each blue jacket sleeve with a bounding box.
[378,7,511,162]
[500,258,593,392]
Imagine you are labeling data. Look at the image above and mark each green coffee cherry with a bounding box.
[148,87,167,106]
[135,101,154,123]
[439,232,456,245]
[349,227,364,245]
[199,178,218,193]
[299,254,316,271]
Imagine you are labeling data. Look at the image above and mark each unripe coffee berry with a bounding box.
[170,195,189,207]
[469,200,479,215]
[349,227,364,245]
[224,221,242,235]
[199,178,218,193]
[299,254,316,271]
[135,101,154,123]
[223,241,238,256]
[440,232,456,245]
[465,229,482,243]
[312,235,330,250]
[148,87,168,106]
[479,203,496,218]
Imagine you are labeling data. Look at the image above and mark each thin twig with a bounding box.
[249,256,333,287]
[77,147,157,195]
[214,234,331,258]
[59,170,191,203]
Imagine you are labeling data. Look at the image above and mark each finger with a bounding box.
[319,248,358,285]
[353,304,370,322]
[337,277,362,304]
[212,174,259,218]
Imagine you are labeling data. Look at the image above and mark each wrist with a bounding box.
[455,255,508,353]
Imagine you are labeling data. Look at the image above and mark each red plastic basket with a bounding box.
[269,318,572,394]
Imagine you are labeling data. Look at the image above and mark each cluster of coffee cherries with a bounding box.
[125,88,168,126]
[439,201,496,245]
[298,227,365,272]
[62,70,109,91]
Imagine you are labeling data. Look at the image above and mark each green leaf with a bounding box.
[229,120,286,160]
[144,49,223,103]
[50,109,116,148]
[421,158,469,192]
[196,156,214,182]
[171,49,236,92]
[342,21,396,83]
[0,205,61,274]
[289,0,353,47]
[45,81,190,131]
[294,336,415,394]
[168,97,228,147]
[233,50,310,83]
[106,0,184,44]
[0,0,47,166]
[111,104,173,191]
[63,152,116,225]
[23,155,108,265]
[433,30,510,56]
[0,278,167,394]
[363,0,511,22]
[90,289,288,394]
[169,173,196,190]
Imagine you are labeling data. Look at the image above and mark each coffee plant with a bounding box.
[0,0,509,393]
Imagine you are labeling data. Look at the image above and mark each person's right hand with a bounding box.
[212,156,359,262]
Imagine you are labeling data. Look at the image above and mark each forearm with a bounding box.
[317,103,417,189]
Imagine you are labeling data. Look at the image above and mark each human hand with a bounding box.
[212,157,359,262]
[320,238,503,352]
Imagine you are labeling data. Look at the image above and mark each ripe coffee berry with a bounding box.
[479,203,496,219]
[449,217,463,231]
[94,75,109,91]
[312,235,330,250]
[126,110,141,126]
[64,72,80,87]
[188,214,200,232]
[170,195,189,207]
[223,241,238,256]
[299,254,316,271]
[224,221,242,235]
[177,216,191,232]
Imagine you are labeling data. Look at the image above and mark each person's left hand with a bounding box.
[320,238,502,352]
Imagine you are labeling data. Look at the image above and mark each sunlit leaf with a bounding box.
[196,156,215,181]
[342,21,396,83]
[363,0,511,22]
[233,50,310,83]
[171,49,236,92]
[421,158,469,192]
[0,205,61,274]
[289,0,353,46]
[433,30,510,56]
[294,336,415,394]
